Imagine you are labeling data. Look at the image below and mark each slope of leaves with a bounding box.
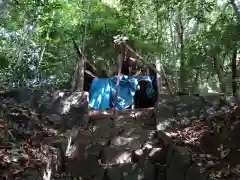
[165,102,240,179]
[0,97,62,179]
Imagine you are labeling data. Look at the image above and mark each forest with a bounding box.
[0,0,239,94]
[1,0,240,180]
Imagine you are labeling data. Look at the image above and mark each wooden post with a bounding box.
[72,39,85,92]
[76,57,85,91]
[155,56,162,95]
[113,44,123,108]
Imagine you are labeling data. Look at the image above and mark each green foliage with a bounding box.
[0,54,9,69]
[0,0,240,92]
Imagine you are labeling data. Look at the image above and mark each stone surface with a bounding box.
[106,164,123,180]
[201,93,222,107]
[47,114,64,125]
[155,95,213,127]
[91,118,115,139]
[135,108,156,128]
[1,89,214,180]
[156,117,178,131]
[100,146,132,165]
[111,136,142,149]
[157,105,175,118]
[65,155,104,179]
[6,90,217,180]
[178,95,199,105]
[166,146,207,180]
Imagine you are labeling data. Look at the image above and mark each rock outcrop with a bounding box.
[2,88,239,180]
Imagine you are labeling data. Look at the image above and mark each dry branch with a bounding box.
[84,70,98,78]
[72,39,99,77]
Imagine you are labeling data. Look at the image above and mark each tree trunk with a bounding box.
[232,48,238,95]
[15,7,43,68]
[230,0,240,22]
[213,55,226,93]
[75,57,85,91]
[37,11,55,82]
[11,6,43,87]
[176,11,186,92]
[191,69,199,94]
[191,0,203,35]
[169,21,179,91]
[0,0,8,17]
[72,40,85,92]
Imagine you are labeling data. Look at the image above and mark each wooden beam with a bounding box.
[86,60,98,75]
[84,70,98,78]
[72,38,99,76]
[122,42,174,96]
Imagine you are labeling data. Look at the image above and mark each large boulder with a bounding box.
[38,90,89,128]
